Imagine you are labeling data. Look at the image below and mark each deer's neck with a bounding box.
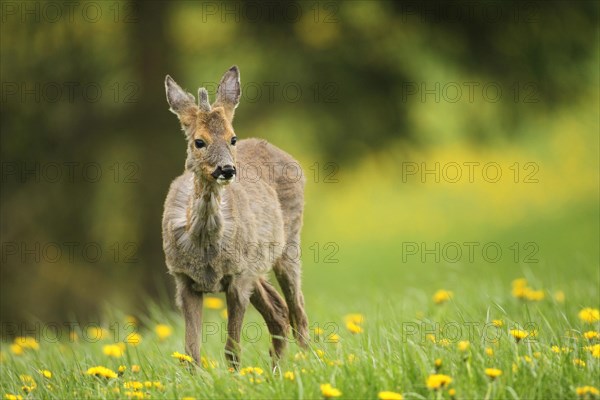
[189,178,224,251]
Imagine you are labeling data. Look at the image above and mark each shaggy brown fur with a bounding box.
[162,66,308,368]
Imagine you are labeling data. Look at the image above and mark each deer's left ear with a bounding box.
[213,66,241,121]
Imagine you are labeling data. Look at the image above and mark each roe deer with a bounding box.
[162,66,309,368]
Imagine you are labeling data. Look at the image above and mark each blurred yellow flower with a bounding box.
[583,331,599,340]
[284,371,295,381]
[509,329,528,342]
[20,375,36,393]
[426,334,436,344]
[155,324,172,341]
[344,313,365,325]
[347,354,357,363]
[433,290,453,304]
[13,337,39,351]
[458,340,470,352]
[485,368,502,380]
[9,344,23,356]
[4,394,23,400]
[125,332,142,346]
[576,386,600,397]
[38,370,52,379]
[327,333,340,343]
[485,347,494,357]
[578,308,600,324]
[125,315,138,326]
[201,357,217,369]
[86,366,118,379]
[313,327,325,336]
[87,327,108,340]
[554,290,565,303]
[492,319,503,327]
[448,388,456,397]
[131,365,141,373]
[378,391,403,400]
[204,296,224,310]
[589,344,600,358]
[118,365,126,376]
[124,391,146,399]
[434,358,442,371]
[171,351,193,363]
[438,338,450,347]
[320,383,342,398]
[573,358,586,367]
[103,343,125,358]
[426,374,452,390]
[124,381,144,391]
[346,321,363,334]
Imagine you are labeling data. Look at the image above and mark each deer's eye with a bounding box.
[231,136,237,146]
[194,139,205,149]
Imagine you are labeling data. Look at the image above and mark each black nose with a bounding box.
[212,165,236,180]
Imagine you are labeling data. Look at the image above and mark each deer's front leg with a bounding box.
[224,280,251,369]
[175,274,204,364]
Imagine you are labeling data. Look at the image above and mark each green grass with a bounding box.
[1,203,599,399]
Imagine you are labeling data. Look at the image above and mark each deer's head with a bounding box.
[165,66,241,185]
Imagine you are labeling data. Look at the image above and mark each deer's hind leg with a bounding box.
[250,278,290,363]
[273,246,309,348]
[174,273,204,364]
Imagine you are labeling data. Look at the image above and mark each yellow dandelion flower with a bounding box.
[320,383,342,398]
[551,345,560,353]
[533,351,541,359]
[458,340,470,352]
[434,358,442,371]
[426,374,452,390]
[554,291,565,303]
[512,278,528,288]
[344,313,365,325]
[524,288,545,301]
[346,321,363,334]
[378,391,403,400]
[313,327,325,336]
[521,355,532,363]
[38,370,52,379]
[578,308,600,324]
[485,368,502,380]
[124,391,146,399]
[327,333,340,343]
[347,354,357,363]
[20,375,36,393]
[448,388,456,397]
[426,334,436,344]
[284,371,295,381]
[103,344,125,358]
[576,386,600,397]
[492,320,503,327]
[583,331,599,340]
[573,358,586,367]
[509,329,528,342]
[131,365,141,373]
[4,394,23,400]
[433,290,453,304]
[171,351,193,363]
[240,367,264,376]
[86,326,108,341]
[125,332,142,346]
[204,296,224,310]
[125,315,137,326]
[438,338,450,347]
[9,344,23,356]
[155,324,172,341]
[123,381,144,391]
[485,347,494,357]
[589,344,600,358]
[86,366,118,379]
[13,337,39,351]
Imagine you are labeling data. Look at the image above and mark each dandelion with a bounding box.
[524,288,545,301]
[578,308,600,324]
[125,332,142,346]
[485,347,494,357]
[485,368,502,380]
[87,326,108,340]
[20,375,36,393]
[554,291,565,303]
[86,366,118,379]
[434,358,442,372]
[125,315,137,326]
[583,331,599,340]
[576,386,600,397]
[155,324,172,341]
[240,367,264,376]
[103,343,125,358]
[313,327,325,337]
[284,371,295,381]
[123,381,144,391]
[171,351,193,363]
[327,333,340,343]
[509,329,528,343]
[346,321,363,334]
[573,358,586,367]
[204,296,224,310]
[438,338,450,347]
[426,374,452,390]
[344,313,365,325]
[492,320,503,327]
[9,344,23,356]
[124,391,146,399]
[4,395,23,400]
[433,290,453,304]
[458,340,470,352]
[13,337,39,351]
[448,388,456,399]
[533,351,541,358]
[38,370,52,379]
[132,365,141,373]
[426,334,436,344]
[589,344,600,358]
[521,355,532,363]
[118,366,127,376]
[378,391,403,400]
[320,383,342,398]
[347,354,357,363]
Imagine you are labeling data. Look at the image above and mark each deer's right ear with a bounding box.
[165,75,195,116]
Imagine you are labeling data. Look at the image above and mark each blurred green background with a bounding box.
[1,1,598,330]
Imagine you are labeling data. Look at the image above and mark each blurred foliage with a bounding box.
[0,1,598,327]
